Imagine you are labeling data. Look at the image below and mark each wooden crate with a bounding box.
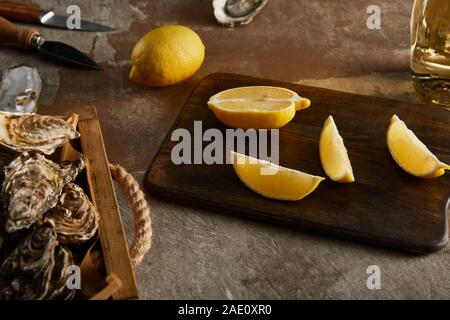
[74,106,138,300]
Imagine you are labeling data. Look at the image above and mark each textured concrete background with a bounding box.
[1,0,449,299]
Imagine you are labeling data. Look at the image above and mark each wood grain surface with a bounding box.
[145,73,450,254]
[0,1,41,24]
[78,106,138,299]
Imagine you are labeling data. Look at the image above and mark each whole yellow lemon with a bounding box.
[129,25,205,87]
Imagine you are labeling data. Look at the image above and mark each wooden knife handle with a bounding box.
[0,1,41,23]
[0,15,40,48]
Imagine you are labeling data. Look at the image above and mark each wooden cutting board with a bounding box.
[145,73,450,253]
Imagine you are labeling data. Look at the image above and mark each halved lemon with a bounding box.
[319,115,355,183]
[208,86,311,129]
[387,114,450,178]
[230,151,325,201]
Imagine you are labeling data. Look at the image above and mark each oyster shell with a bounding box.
[1,152,85,233]
[0,66,42,114]
[0,112,80,155]
[0,223,76,300]
[213,0,268,27]
[45,183,99,245]
[45,245,75,300]
[0,223,58,300]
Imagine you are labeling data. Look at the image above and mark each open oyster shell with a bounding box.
[0,223,58,299]
[0,112,80,155]
[45,183,99,245]
[213,0,268,27]
[1,152,85,233]
[0,66,42,114]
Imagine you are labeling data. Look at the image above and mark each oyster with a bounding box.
[213,0,268,27]
[45,245,75,300]
[0,224,58,299]
[0,66,42,114]
[0,112,80,155]
[45,183,99,245]
[1,152,85,233]
[0,223,76,300]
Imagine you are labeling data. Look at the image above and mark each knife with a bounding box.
[0,1,115,32]
[0,16,100,69]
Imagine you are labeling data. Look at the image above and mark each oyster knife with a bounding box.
[0,16,100,70]
[0,1,115,32]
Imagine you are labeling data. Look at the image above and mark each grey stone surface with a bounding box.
[1,0,448,299]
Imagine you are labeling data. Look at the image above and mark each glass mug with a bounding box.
[411,0,450,106]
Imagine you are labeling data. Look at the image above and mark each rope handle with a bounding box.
[109,163,152,267]
[87,166,151,300]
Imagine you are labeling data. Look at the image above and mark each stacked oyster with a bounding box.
[0,112,100,300]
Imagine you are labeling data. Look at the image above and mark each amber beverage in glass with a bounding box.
[411,0,450,106]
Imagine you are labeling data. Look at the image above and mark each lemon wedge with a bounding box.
[208,86,311,129]
[319,115,355,183]
[230,151,325,201]
[387,114,450,178]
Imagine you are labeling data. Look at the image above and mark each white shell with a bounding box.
[0,66,42,114]
[213,0,268,27]
[0,112,80,155]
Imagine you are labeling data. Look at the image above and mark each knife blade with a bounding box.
[0,1,115,32]
[37,39,101,70]
[0,16,101,69]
